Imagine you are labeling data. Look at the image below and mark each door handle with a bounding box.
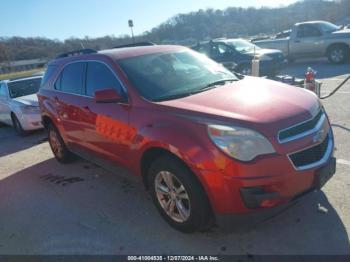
[82,106,91,112]
[53,96,60,105]
[294,40,301,43]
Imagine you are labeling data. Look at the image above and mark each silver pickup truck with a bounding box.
[253,21,350,64]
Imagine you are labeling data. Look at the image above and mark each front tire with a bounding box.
[12,114,26,136]
[237,64,252,76]
[48,124,75,163]
[328,45,349,64]
[148,155,213,233]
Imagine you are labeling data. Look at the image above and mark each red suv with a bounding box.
[38,45,336,232]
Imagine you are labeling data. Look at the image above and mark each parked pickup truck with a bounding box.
[253,21,350,64]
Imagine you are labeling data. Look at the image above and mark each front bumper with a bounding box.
[19,113,44,131]
[193,130,335,216]
[259,59,287,76]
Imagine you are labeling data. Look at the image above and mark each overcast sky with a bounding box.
[0,0,299,40]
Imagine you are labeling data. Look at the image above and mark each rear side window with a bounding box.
[41,65,57,88]
[86,62,124,97]
[60,62,85,95]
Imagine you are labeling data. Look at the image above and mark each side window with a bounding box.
[86,62,124,98]
[0,83,7,97]
[210,43,229,58]
[41,65,57,89]
[60,62,85,95]
[297,25,322,38]
[196,44,210,57]
[217,43,229,55]
[54,74,62,90]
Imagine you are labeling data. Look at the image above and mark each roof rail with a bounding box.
[55,48,97,59]
[113,42,156,49]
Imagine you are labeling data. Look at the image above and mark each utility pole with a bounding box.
[128,19,135,43]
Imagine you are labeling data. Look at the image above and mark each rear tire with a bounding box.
[147,155,213,233]
[327,45,349,64]
[48,123,75,163]
[12,114,26,136]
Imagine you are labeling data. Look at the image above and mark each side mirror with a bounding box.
[94,88,123,103]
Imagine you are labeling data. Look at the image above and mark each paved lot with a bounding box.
[0,61,349,255]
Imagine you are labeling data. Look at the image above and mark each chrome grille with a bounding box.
[278,110,325,143]
[288,133,333,171]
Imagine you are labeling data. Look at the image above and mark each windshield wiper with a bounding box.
[193,78,238,94]
[154,78,237,102]
[153,92,193,102]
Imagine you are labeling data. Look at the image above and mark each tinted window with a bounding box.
[54,74,62,90]
[41,65,57,88]
[297,25,322,38]
[8,78,42,98]
[86,62,124,97]
[60,63,85,95]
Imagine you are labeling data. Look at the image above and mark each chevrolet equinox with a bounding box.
[38,45,336,233]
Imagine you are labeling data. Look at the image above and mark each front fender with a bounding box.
[134,121,211,174]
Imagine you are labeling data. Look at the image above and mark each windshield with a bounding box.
[118,50,237,102]
[317,21,340,33]
[225,39,261,53]
[8,78,42,98]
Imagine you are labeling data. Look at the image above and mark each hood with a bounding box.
[12,94,39,106]
[330,28,350,37]
[246,48,284,58]
[158,77,319,137]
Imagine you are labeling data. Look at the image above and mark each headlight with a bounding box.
[208,125,275,161]
[20,105,40,114]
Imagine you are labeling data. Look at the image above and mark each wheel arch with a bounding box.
[326,42,350,56]
[10,111,20,126]
[140,146,215,218]
[141,147,186,190]
[42,114,54,130]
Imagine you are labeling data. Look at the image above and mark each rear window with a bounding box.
[60,62,85,95]
[8,78,42,98]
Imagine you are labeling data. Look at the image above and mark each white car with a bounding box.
[0,76,43,135]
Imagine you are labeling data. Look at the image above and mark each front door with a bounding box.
[79,61,133,166]
[290,24,325,58]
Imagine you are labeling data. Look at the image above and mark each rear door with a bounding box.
[54,62,87,146]
[78,61,132,166]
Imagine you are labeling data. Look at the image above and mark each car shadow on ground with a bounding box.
[0,126,47,157]
[0,158,348,255]
[280,58,350,79]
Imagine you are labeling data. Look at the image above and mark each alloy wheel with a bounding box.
[154,171,191,223]
[49,129,64,159]
[331,49,345,63]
